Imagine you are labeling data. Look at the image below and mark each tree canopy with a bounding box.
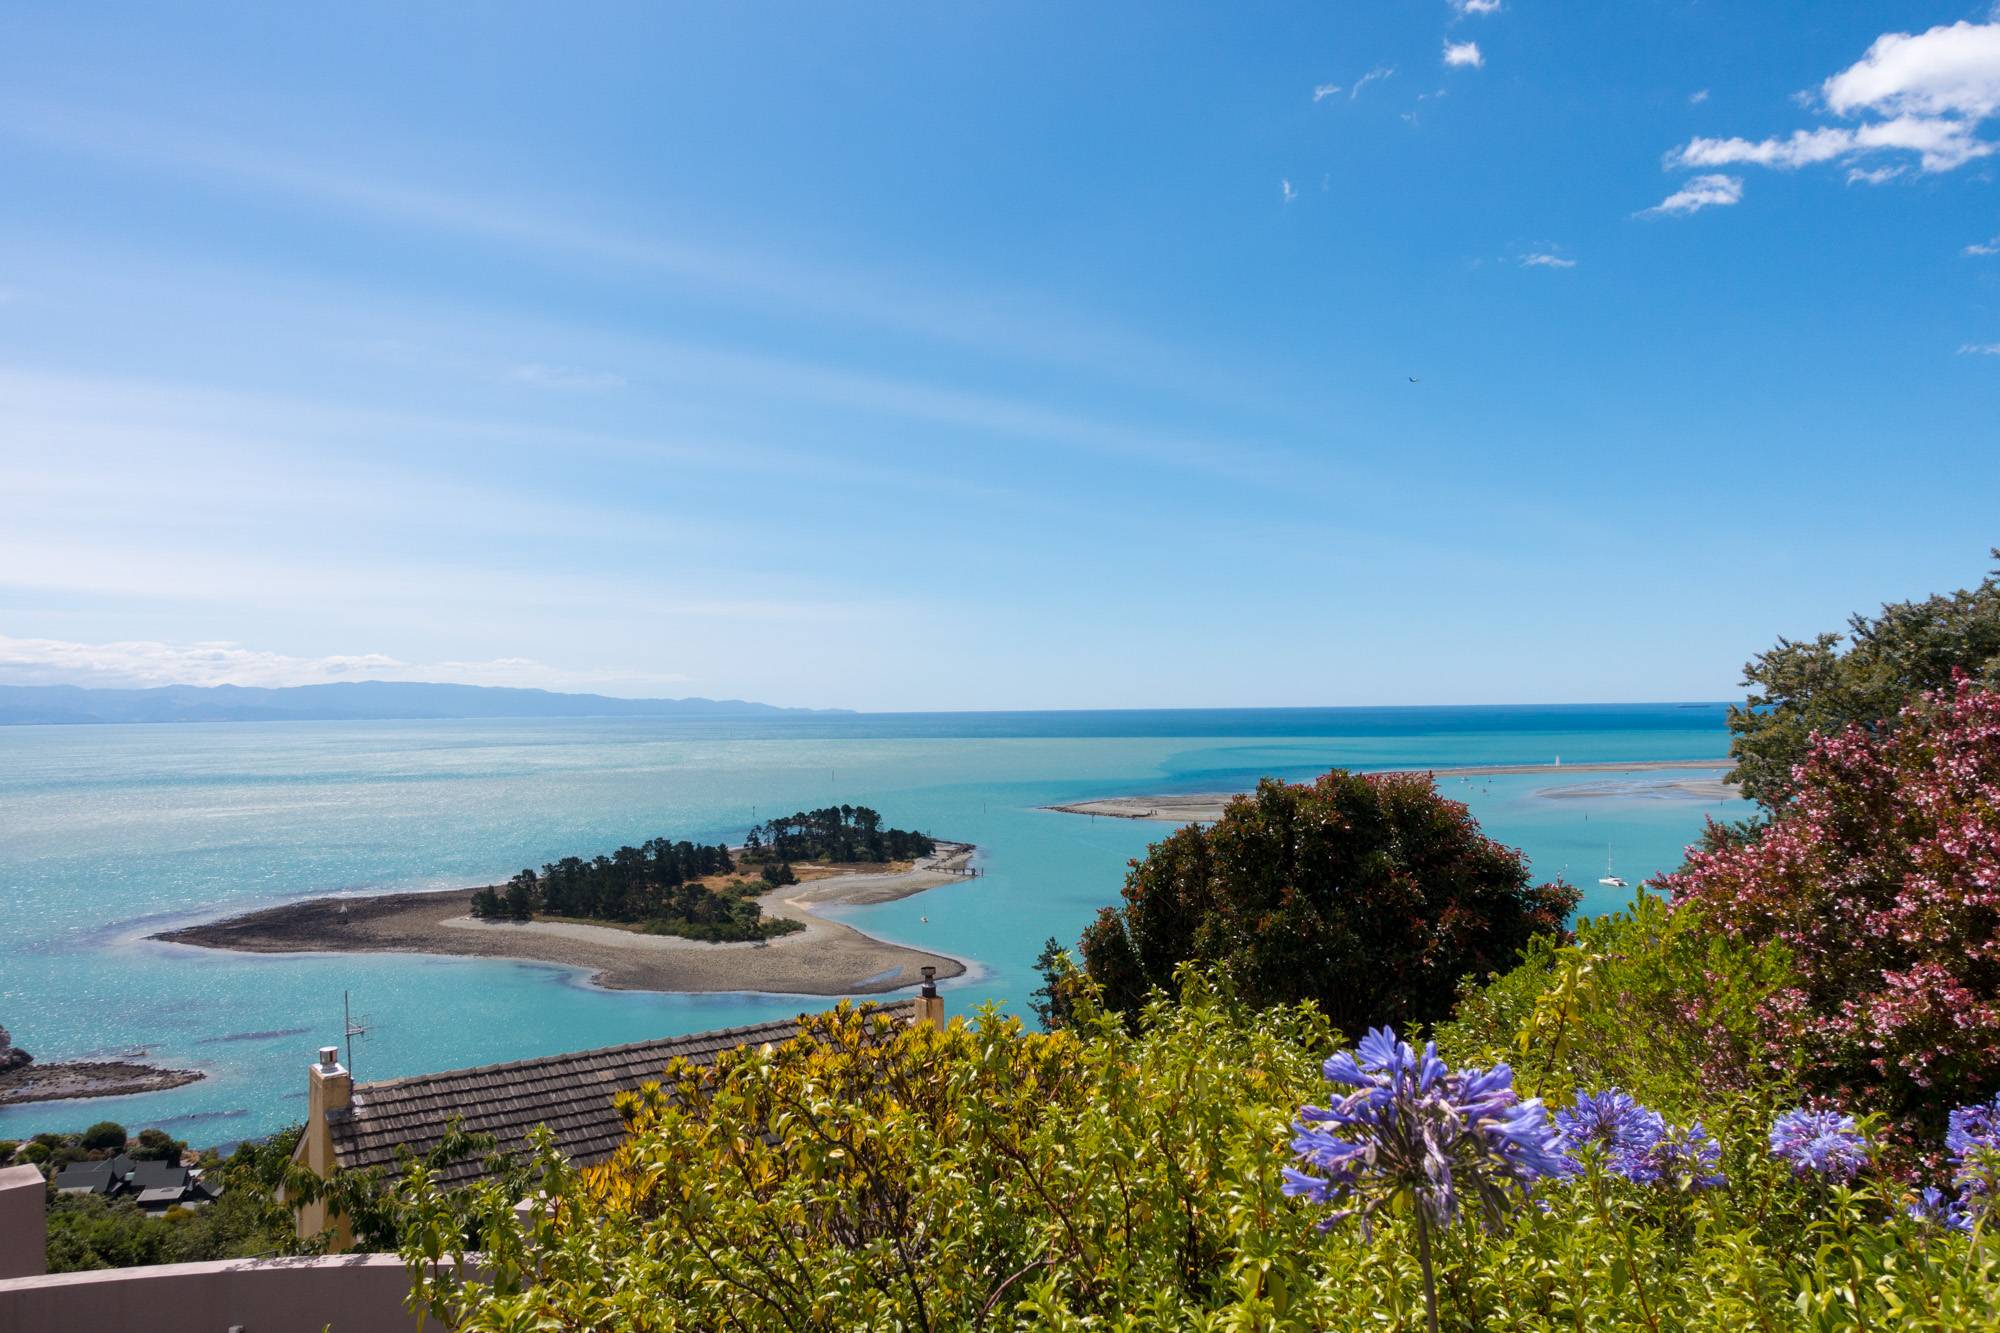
[1727,551,2000,808]
[467,839,798,942]
[743,804,934,865]
[1053,770,1577,1035]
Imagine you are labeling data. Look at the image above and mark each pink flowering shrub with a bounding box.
[1662,676,2000,1145]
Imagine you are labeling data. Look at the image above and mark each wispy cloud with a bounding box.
[508,362,627,392]
[1450,0,1501,14]
[1966,234,2000,255]
[0,103,1237,399]
[1672,114,1995,173]
[1444,41,1485,69]
[1639,173,1745,217]
[1350,66,1396,100]
[1846,164,1905,185]
[1312,83,1342,102]
[1520,252,1577,269]
[1961,341,2000,355]
[1662,21,2000,186]
[0,633,693,693]
[1689,88,1710,105]
[1281,178,1298,203]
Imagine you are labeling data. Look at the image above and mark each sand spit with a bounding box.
[155,843,976,997]
[1047,760,1736,824]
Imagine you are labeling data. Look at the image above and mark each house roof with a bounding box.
[128,1160,189,1191]
[328,1000,916,1186]
[52,1162,114,1194]
[52,1155,137,1194]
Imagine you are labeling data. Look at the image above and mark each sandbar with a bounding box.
[154,843,976,997]
[1048,760,1736,824]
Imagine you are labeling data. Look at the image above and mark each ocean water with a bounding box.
[0,704,1749,1141]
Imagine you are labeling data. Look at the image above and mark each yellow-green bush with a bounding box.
[388,941,1998,1331]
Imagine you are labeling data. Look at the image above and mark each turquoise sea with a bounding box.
[0,705,1750,1142]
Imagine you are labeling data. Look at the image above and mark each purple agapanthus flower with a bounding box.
[1554,1088,1664,1175]
[1768,1109,1868,1182]
[1284,1026,1566,1232]
[1627,1120,1727,1191]
[1908,1186,1973,1233]
[1946,1092,2000,1227]
[1551,1088,1724,1190]
[1947,1094,2000,1158]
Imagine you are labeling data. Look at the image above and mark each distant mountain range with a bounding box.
[0,681,846,725]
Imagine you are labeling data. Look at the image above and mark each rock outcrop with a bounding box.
[0,1024,32,1074]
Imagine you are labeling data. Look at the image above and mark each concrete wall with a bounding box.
[0,1253,448,1332]
[0,1165,45,1279]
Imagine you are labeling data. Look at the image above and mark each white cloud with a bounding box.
[1846,164,1905,185]
[1964,234,2000,255]
[1451,0,1501,13]
[1961,341,2000,355]
[1690,88,1710,105]
[1313,83,1342,102]
[1351,66,1396,100]
[508,362,627,391]
[1822,21,2000,120]
[1663,23,2000,186]
[1520,252,1577,269]
[1444,41,1485,69]
[0,634,693,693]
[1281,178,1298,203]
[1639,174,1745,217]
[1671,114,1995,173]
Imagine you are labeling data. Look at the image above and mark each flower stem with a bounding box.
[1414,1209,1440,1333]
[1593,1172,1661,1333]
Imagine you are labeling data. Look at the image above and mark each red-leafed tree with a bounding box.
[1663,676,2000,1141]
[1060,771,1578,1036]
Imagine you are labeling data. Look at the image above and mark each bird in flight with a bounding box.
[1408,376,1420,383]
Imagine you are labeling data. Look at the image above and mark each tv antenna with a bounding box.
[343,990,370,1075]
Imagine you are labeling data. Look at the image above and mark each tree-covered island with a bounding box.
[468,805,936,942]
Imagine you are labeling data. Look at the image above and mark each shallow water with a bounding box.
[0,704,1749,1140]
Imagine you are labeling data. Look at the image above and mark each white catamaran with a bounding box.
[1598,845,1627,889]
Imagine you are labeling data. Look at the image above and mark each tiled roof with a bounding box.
[328,1000,917,1186]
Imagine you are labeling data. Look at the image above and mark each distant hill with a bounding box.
[0,681,846,725]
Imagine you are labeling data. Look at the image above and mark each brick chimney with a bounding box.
[291,1045,354,1248]
[916,966,945,1029]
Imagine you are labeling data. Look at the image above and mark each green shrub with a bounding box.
[1438,890,1797,1118]
[1061,771,1577,1035]
[387,975,1994,1330]
[129,1128,187,1162]
[78,1121,126,1152]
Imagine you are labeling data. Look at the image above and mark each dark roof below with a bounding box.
[52,1163,113,1193]
[52,1155,137,1193]
[329,1000,916,1185]
[129,1160,190,1191]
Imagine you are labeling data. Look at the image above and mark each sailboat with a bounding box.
[1598,845,1627,889]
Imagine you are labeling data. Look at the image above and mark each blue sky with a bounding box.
[1,2,1996,710]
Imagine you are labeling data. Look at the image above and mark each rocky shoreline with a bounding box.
[0,1025,204,1107]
